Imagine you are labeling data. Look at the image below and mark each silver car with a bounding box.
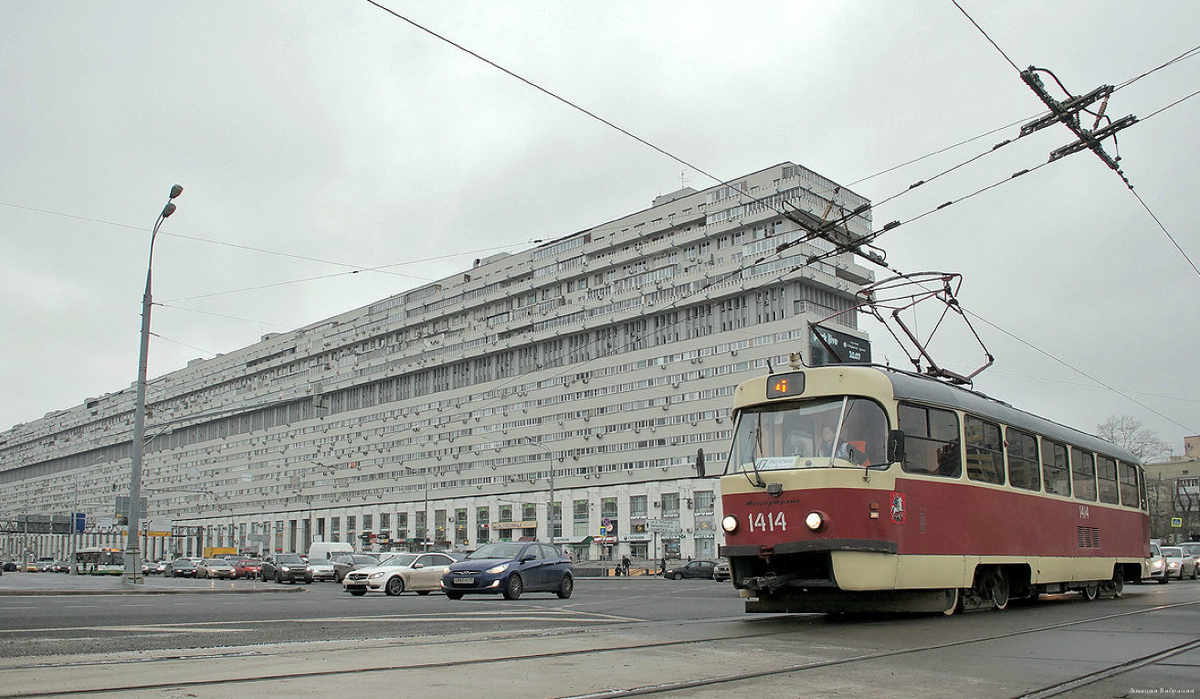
[195,558,236,579]
[1161,546,1198,580]
[343,552,458,596]
[305,559,337,582]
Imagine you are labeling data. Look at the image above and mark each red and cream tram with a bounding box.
[717,359,1150,614]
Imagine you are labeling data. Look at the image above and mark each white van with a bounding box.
[307,542,354,561]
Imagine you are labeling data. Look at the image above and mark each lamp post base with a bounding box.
[121,571,145,585]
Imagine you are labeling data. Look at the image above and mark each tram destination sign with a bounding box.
[810,324,871,367]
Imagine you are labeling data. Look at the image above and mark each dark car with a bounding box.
[441,541,572,600]
[331,553,380,583]
[261,553,310,584]
[663,560,718,580]
[165,558,197,577]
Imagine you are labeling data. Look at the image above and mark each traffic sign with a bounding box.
[646,519,681,534]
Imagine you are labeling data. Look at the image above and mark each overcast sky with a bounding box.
[2,2,1197,454]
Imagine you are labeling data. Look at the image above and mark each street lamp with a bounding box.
[404,467,429,551]
[123,184,182,585]
[522,438,556,545]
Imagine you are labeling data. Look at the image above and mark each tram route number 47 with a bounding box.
[748,511,788,532]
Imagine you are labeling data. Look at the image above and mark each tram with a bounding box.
[74,546,125,575]
[716,358,1150,614]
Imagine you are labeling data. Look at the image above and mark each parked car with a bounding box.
[1179,541,1200,567]
[196,558,237,579]
[331,553,380,583]
[305,558,337,583]
[232,559,262,579]
[1,561,16,572]
[344,552,458,596]
[261,553,310,584]
[1161,546,1198,580]
[166,558,197,577]
[441,542,572,600]
[663,560,718,580]
[713,561,731,582]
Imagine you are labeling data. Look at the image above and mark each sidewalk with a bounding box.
[0,571,306,595]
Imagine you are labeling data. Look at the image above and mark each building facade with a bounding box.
[1,162,874,565]
[1145,436,1200,544]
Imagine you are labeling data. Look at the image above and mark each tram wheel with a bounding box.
[941,588,960,616]
[1082,582,1100,601]
[1107,573,1124,599]
[986,569,1009,611]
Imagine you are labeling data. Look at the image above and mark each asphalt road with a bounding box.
[0,574,743,657]
[2,573,1198,698]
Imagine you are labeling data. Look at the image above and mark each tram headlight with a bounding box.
[805,511,826,532]
[721,515,739,533]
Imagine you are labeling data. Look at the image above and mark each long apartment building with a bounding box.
[0,161,874,564]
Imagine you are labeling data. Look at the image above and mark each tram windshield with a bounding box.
[726,396,889,475]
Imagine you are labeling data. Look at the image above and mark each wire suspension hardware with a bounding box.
[814,272,994,386]
[1018,67,1138,187]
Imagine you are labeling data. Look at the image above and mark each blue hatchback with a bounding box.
[441,541,573,600]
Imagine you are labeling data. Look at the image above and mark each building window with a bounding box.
[662,493,680,518]
[331,517,340,543]
[630,495,648,519]
[573,500,589,537]
[455,508,468,544]
[434,509,447,542]
[601,497,618,520]
[695,490,715,514]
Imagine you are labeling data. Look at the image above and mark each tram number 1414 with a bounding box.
[748,511,788,532]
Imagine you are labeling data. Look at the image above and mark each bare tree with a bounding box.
[1096,415,1170,463]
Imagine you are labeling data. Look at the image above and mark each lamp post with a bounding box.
[404,468,429,551]
[123,184,182,584]
[523,438,556,545]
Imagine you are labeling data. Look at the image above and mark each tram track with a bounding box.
[556,599,1200,698]
[3,598,1197,699]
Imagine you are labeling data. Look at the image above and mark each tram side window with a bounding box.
[965,415,1005,485]
[1006,428,1040,491]
[898,403,961,477]
[1096,456,1120,504]
[1118,461,1140,507]
[1042,440,1071,497]
[1070,447,1097,502]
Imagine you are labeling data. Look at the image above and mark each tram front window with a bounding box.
[728,397,888,474]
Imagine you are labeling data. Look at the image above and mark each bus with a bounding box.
[74,547,125,575]
[715,359,1149,614]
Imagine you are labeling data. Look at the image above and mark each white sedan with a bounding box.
[342,552,458,596]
